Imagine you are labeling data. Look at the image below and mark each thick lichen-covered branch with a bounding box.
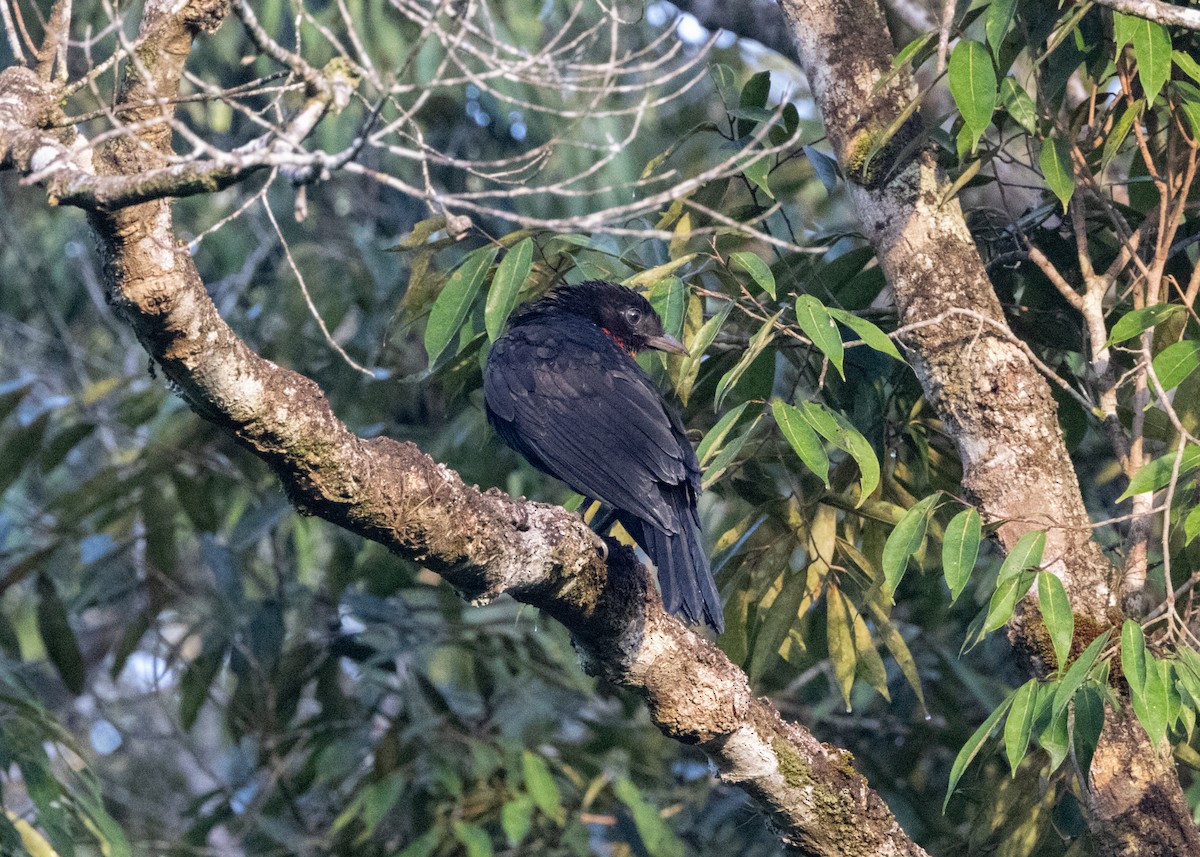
[0,2,930,854]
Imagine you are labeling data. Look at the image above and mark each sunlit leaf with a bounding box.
[1038,573,1073,672]
[772,399,829,486]
[824,307,904,361]
[1004,679,1038,775]
[882,495,939,597]
[1052,631,1111,718]
[942,508,981,602]
[995,529,1046,584]
[425,245,499,366]
[714,311,781,409]
[1151,340,1200,391]
[796,295,844,378]
[614,777,686,857]
[983,570,1036,634]
[1108,303,1184,346]
[485,238,533,341]
[1040,137,1074,210]
[1130,16,1172,105]
[986,0,1018,53]
[949,40,997,150]
[1118,444,1200,500]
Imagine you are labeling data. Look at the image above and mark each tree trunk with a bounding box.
[775,0,1198,853]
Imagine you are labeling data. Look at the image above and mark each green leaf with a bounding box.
[697,402,751,465]
[714,311,781,409]
[521,751,564,824]
[743,155,775,200]
[1004,679,1038,775]
[1053,631,1111,718]
[1102,100,1143,168]
[676,305,730,405]
[1039,698,1070,770]
[798,403,880,503]
[1072,685,1105,777]
[943,508,982,603]
[795,295,845,379]
[772,399,829,486]
[452,821,493,857]
[396,829,440,857]
[0,377,33,424]
[424,245,499,366]
[945,690,1016,811]
[1131,17,1172,105]
[999,77,1037,134]
[1151,340,1200,391]
[996,529,1046,584]
[1136,653,1169,744]
[737,71,771,138]
[983,569,1037,634]
[949,39,997,150]
[1108,303,1184,346]
[624,254,698,289]
[1113,11,1137,48]
[986,0,1018,53]
[866,600,926,711]
[613,777,686,857]
[1186,505,1200,545]
[882,495,939,597]
[1121,619,1148,697]
[1118,444,1200,500]
[35,574,85,695]
[730,251,776,298]
[804,145,841,193]
[701,412,762,490]
[1040,137,1074,211]
[750,569,810,678]
[826,586,858,709]
[1176,50,1200,85]
[1038,573,1074,671]
[501,796,534,848]
[824,307,904,361]
[485,238,533,341]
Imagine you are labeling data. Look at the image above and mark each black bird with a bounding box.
[484,280,723,631]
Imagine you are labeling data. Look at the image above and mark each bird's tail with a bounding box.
[624,507,723,633]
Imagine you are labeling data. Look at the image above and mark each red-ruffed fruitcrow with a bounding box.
[484,280,723,631]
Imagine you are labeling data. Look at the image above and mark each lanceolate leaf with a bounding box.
[1038,572,1073,671]
[995,529,1046,584]
[945,690,1016,811]
[983,570,1036,634]
[1108,304,1184,346]
[942,508,981,602]
[999,77,1037,134]
[730,251,777,298]
[1151,340,1200,391]
[949,40,997,150]
[882,494,939,597]
[1119,444,1200,500]
[985,0,1018,54]
[772,399,830,486]
[1130,16,1172,105]
[521,751,564,824]
[798,402,881,503]
[1004,679,1038,775]
[35,574,86,695]
[425,245,498,366]
[1121,619,1148,698]
[1040,137,1074,210]
[485,238,533,341]
[824,307,904,361]
[1073,685,1106,776]
[826,586,858,710]
[795,295,845,378]
[676,304,731,405]
[714,310,782,409]
[1052,631,1111,718]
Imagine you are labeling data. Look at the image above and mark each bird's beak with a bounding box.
[644,333,690,356]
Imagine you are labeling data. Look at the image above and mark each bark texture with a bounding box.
[0,3,932,855]
[775,1,1199,853]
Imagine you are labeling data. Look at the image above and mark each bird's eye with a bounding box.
[623,307,643,326]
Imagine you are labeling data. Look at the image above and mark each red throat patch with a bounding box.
[600,327,636,356]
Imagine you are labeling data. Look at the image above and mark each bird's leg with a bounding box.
[588,502,618,535]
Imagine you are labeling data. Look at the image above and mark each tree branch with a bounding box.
[0,2,931,853]
[1093,0,1200,31]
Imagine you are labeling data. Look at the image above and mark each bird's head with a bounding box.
[529,280,689,357]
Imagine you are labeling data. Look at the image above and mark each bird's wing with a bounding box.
[485,321,691,532]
